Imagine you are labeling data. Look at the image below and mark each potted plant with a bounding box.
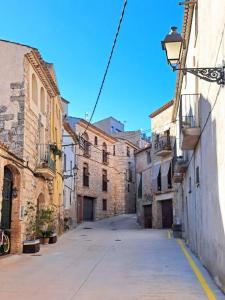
[37,206,55,245]
[23,201,40,254]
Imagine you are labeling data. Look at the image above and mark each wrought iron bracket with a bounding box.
[173,66,225,85]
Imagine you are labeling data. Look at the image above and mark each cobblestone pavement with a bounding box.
[0,214,224,300]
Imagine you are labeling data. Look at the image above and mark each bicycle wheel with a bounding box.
[3,234,10,254]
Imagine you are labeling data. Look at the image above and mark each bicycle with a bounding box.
[0,229,10,255]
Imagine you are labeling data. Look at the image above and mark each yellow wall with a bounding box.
[51,95,63,231]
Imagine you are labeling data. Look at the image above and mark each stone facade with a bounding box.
[0,40,62,252]
[68,117,137,222]
[150,100,176,229]
[136,100,178,229]
[172,0,225,292]
[135,145,152,227]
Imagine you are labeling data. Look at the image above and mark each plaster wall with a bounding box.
[175,0,225,291]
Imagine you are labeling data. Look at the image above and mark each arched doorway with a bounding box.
[1,167,13,230]
[1,164,21,253]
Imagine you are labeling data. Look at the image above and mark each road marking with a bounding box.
[177,239,216,300]
[167,230,172,239]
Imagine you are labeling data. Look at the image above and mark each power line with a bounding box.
[82,0,128,135]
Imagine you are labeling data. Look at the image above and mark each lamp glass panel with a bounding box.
[165,41,182,65]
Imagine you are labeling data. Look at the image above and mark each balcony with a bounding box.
[174,156,188,173]
[35,145,56,179]
[173,173,183,183]
[102,151,109,165]
[179,94,200,150]
[154,136,172,157]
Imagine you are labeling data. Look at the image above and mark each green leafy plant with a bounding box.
[36,206,56,237]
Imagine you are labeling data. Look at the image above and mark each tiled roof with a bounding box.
[149,100,174,118]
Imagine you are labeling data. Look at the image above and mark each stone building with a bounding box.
[170,0,225,292]
[0,40,62,253]
[150,100,176,229]
[135,145,152,228]
[136,100,178,229]
[68,116,138,222]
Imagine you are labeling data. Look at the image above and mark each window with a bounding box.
[146,150,151,164]
[70,191,72,205]
[83,133,90,157]
[40,87,45,114]
[138,173,142,198]
[113,145,116,156]
[157,167,161,191]
[102,169,108,192]
[127,184,130,192]
[63,153,67,171]
[196,166,200,187]
[127,147,130,157]
[94,136,98,145]
[127,162,132,182]
[70,161,73,175]
[32,74,38,104]
[189,177,191,193]
[102,143,108,164]
[168,163,172,189]
[83,163,89,187]
[102,199,107,211]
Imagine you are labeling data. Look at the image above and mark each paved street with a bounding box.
[0,214,224,300]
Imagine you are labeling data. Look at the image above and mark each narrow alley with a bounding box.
[0,215,224,300]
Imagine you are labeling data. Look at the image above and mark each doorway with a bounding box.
[161,199,173,228]
[1,167,13,230]
[144,204,152,228]
[83,197,94,221]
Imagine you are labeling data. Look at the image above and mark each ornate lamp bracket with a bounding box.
[173,66,225,85]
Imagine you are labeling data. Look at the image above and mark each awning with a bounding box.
[161,160,171,191]
[151,163,160,193]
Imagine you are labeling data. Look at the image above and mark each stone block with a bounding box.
[0,114,14,121]
[10,96,24,102]
[10,82,24,89]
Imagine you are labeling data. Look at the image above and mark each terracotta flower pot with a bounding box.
[40,237,50,245]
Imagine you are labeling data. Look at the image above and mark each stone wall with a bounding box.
[70,120,137,221]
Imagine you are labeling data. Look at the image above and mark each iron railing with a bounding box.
[179,94,200,131]
[37,145,56,172]
[154,135,172,153]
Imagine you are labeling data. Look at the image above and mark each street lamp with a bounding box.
[161,26,185,68]
[161,26,225,85]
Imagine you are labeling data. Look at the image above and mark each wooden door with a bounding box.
[144,205,152,228]
[161,199,173,228]
[83,197,94,221]
[1,167,13,229]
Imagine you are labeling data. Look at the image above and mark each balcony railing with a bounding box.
[154,136,172,157]
[174,156,188,173]
[35,145,56,178]
[102,151,109,165]
[179,94,201,150]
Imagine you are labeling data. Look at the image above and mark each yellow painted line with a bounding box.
[177,239,216,300]
[167,230,171,239]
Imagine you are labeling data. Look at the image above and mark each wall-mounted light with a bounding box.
[161,27,225,85]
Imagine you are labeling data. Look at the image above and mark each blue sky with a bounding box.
[1,0,183,133]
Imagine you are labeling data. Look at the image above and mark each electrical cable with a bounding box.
[82,0,128,135]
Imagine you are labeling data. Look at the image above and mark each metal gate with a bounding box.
[83,197,94,221]
[1,167,13,229]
